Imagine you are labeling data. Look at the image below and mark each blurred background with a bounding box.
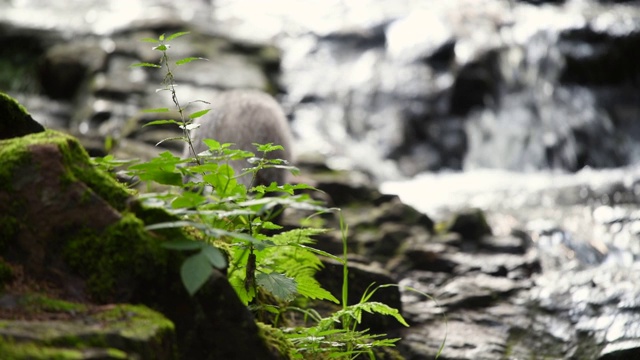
[1,0,639,215]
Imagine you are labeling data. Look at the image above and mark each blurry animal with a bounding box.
[183,89,293,188]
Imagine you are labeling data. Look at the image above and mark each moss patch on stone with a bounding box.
[256,322,296,359]
[0,129,131,207]
[20,294,88,314]
[0,338,116,360]
[63,212,169,302]
[0,302,175,360]
[0,92,45,140]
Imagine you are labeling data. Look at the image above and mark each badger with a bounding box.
[183,89,293,188]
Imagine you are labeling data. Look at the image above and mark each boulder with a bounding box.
[0,92,45,140]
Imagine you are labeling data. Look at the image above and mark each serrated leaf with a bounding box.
[298,244,344,264]
[256,272,297,302]
[202,244,227,269]
[189,108,211,119]
[296,277,339,303]
[181,252,214,295]
[166,31,190,41]
[352,302,409,327]
[130,62,161,68]
[141,37,159,43]
[176,56,208,65]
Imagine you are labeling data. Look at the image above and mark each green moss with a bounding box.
[54,131,133,211]
[97,304,175,339]
[0,130,132,208]
[256,321,295,359]
[0,135,32,193]
[0,338,89,360]
[0,302,175,359]
[0,92,45,140]
[21,294,88,313]
[63,212,169,302]
[0,92,30,120]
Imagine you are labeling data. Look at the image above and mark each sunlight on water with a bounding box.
[380,166,640,219]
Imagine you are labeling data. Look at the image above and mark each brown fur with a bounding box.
[183,90,293,188]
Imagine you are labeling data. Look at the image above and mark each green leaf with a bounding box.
[189,108,211,119]
[138,170,182,186]
[142,119,179,128]
[256,272,297,302]
[162,240,203,251]
[176,57,208,65]
[181,252,214,295]
[130,62,161,68]
[140,37,159,43]
[351,302,409,327]
[153,44,168,51]
[229,275,255,305]
[171,192,206,209]
[202,244,227,269]
[166,31,190,41]
[255,143,284,153]
[296,277,339,303]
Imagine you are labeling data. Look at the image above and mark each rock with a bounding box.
[0,23,57,95]
[0,92,45,140]
[446,208,493,240]
[0,129,280,359]
[0,299,176,360]
[39,41,109,100]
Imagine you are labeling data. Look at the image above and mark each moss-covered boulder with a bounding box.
[0,92,45,140]
[0,296,176,360]
[0,96,281,359]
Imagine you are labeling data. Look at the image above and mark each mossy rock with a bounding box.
[0,92,45,140]
[0,297,177,360]
[0,129,281,359]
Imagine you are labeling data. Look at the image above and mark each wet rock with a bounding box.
[0,22,58,94]
[446,208,492,240]
[558,25,640,86]
[39,41,109,100]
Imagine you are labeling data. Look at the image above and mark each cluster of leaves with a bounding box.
[112,31,414,359]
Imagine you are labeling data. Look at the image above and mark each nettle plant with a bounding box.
[116,31,411,359]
